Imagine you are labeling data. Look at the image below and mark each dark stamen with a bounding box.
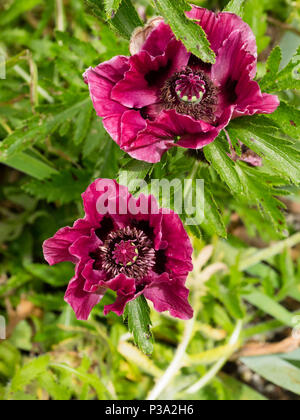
[99,226,156,279]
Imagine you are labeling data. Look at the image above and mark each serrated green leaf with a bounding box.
[104,0,123,18]
[204,135,242,194]
[223,0,245,17]
[228,118,300,185]
[110,0,143,39]
[0,97,90,159]
[118,160,153,194]
[126,295,154,355]
[50,363,111,399]
[23,169,92,204]
[154,0,215,64]
[201,188,227,238]
[267,101,300,138]
[7,355,50,397]
[38,371,71,400]
[260,45,300,92]
[235,163,286,233]
[260,46,282,90]
[73,103,93,145]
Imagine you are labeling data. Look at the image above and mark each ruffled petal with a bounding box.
[211,31,256,92]
[103,274,136,316]
[83,56,129,117]
[143,273,193,320]
[186,6,257,63]
[141,21,176,57]
[119,110,147,151]
[43,219,91,266]
[82,260,108,293]
[83,56,130,143]
[82,179,131,227]
[69,229,102,262]
[112,40,190,109]
[211,31,279,116]
[127,109,227,162]
[64,263,104,320]
[233,80,280,117]
[160,210,193,278]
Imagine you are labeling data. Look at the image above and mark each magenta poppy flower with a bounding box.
[83,7,279,163]
[43,180,193,320]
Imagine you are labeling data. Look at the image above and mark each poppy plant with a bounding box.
[83,6,279,163]
[43,180,193,320]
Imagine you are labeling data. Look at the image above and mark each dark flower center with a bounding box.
[100,226,156,279]
[161,67,218,123]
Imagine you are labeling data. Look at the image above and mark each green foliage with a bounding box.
[241,351,300,395]
[104,0,123,18]
[223,0,245,16]
[0,0,300,402]
[23,169,93,204]
[153,0,216,63]
[260,46,300,92]
[125,295,154,355]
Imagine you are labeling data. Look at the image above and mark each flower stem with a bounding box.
[146,316,195,400]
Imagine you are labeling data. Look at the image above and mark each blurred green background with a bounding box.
[0,0,300,400]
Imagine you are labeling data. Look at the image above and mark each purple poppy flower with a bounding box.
[83,6,279,163]
[43,180,193,320]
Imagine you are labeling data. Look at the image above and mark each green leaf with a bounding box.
[50,363,111,400]
[0,0,43,27]
[259,46,282,90]
[204,134,242,194]
[153,0,215,64]
[84,0,105,20]
[22,168,92,204]
[0,151,57,180]
[259,45,300,92]
[201,188,227,238]
[243,290,295,326]
[241,355,300,395]
[219,373,267,400]
[223,0,245,17]
[104,0,123,18]
[25,262,74,287]
[234,163,286,233]
[37,371,71,401]
[110,0,143,39]
[267,101,300,138]
[0,97,90,159]
[228,118,300,185]
[118,159,153,194]
[7,355,50,396]
[73,103,93,146]
[125,295,154,355]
